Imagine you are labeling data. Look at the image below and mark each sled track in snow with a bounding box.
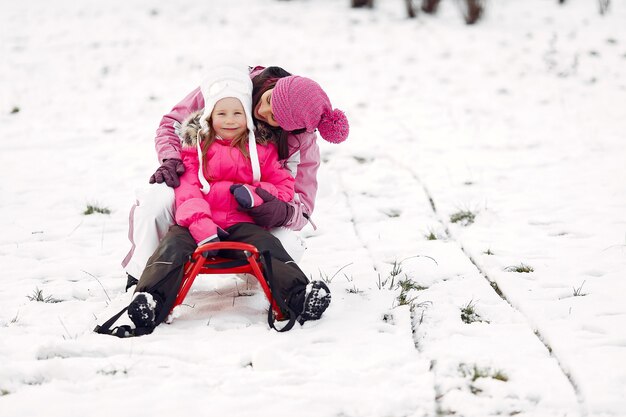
[336,168,380,275]
[384,154,588,417]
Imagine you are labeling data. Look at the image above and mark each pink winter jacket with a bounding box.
[175,140,295,245]
[155,67,320,231]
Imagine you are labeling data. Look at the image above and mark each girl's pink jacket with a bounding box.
[155,67,320,231]
[175,141,295,245]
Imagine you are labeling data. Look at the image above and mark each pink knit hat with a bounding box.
[271,76,349,144]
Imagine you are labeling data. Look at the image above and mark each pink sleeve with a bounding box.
[256,144,295,203]
[155,87,205,162]
[284,132,320,230]
[174,149,217,244]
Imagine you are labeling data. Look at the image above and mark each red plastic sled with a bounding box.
[171,241,284,320]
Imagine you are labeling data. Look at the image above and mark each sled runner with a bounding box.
[173,241,284,321]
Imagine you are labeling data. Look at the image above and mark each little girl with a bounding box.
[123,65,331,334]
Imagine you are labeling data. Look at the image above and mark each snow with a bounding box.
[1,0,625,416]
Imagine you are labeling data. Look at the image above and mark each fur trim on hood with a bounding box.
[180,110,204,148]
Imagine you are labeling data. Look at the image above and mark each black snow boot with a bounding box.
[298,281,331,324]
[128,292,158,328]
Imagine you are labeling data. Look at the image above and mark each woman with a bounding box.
[121,66,349,290]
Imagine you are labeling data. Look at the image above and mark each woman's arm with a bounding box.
[283,131,320,230]
[256,144,296,203]
[155,87,204,163]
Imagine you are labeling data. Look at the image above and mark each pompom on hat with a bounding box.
[271,76,349,144]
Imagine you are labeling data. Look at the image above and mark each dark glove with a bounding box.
[237,187,294,228]
[149,158,185,188]
[229,184,264,209]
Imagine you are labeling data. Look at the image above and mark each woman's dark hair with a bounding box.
[251,66,305,160]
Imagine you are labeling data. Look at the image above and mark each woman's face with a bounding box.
[254,89,280,127]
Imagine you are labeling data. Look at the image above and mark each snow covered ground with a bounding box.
[1,0,625,416]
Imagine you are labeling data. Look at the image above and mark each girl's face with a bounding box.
[254,89,280,127]
[211,97,248,139]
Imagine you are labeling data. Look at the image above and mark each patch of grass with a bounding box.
[26,287,61,303]
[389,259,404,279]
[398,277,428,292]
[450,209,476,226]
[459,364,508,382]
[58,317,78,340]
[397,290,417,307]
[377,260,403,290]
[483,248,494,255]
[460,299,486,324]
[10,106,20,114]
[375,273,390,290]
[315,263,353,284]
[3,311,20,326]
[83,203,111,215]
[82,270,111,303]
[97,367,128,376]
[505,263,534,273]
[395,277,430,308]
[409,299,432,313]
[377,255,437,290]
[346,284,363,294]
[353,156,372,164]
[425,228,438,240]
[389,255,438,280]
[492,370,508,382]
[377,257,435,310]
[382,208,401,218]
[1,389,11,396]
[573,280,587,297]
[459,363,508,395]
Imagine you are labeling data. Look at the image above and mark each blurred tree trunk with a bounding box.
[406,0,417,18]
[598,0,610,15]
[422,0,483,24]
[349,0,488,23]
[559,0,610,15]
[463,0,484,25]
[351,0,374,8]
[421,0,441,13]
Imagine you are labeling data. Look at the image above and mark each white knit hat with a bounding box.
[196,64,260,194]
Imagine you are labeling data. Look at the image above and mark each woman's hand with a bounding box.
[237,187,294,228]
[149,158,185,188]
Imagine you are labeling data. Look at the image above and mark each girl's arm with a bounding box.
[155,87,204,163]
[174,149,217,244]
